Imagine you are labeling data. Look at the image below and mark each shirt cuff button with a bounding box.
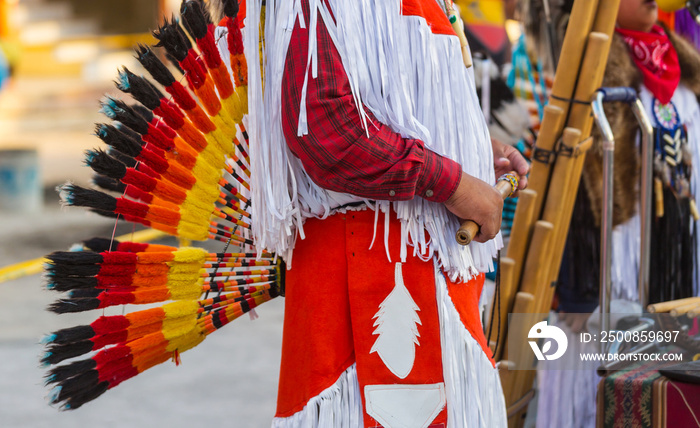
[389,190,396,197]
[425,189,434,198]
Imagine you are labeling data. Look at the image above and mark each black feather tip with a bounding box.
[135,44,176,87]
[45,276,98,292]
[45,251,103,266]
[48,297,102,314]
[153,17,191,62]
[99,97,149,135]
[45,359,97,386]
[85,148,128,181]
[92,174,127,193]
[222,0,239,18]
[94,123,142,158]
[82,237,119,253]
[42,325,96,346]
[181,1,209,40]
[57,183,118,214]
[42,340,95,366]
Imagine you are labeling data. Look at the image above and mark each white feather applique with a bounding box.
[370,262,422,379]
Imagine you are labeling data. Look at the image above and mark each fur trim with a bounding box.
[581,33,641,227]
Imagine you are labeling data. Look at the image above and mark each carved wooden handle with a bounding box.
[456,173,519,246]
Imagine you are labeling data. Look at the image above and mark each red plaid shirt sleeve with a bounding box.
[280,14,462,203]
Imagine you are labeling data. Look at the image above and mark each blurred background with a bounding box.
[0,1,283,426]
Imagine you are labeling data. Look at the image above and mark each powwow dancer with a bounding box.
[38,0,526,425]
[241,0,527,426]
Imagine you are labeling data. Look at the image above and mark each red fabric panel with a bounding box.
[445,273,494,367]
[346,209,447,427]
[402,0,456,36]
[275,213,355,418]
[276,210,454,427]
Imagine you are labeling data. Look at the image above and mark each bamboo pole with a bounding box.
[505,188,538,288]
[518,221,556,295]
[592,0,623,35]
[538,127,583,292]
[527,0,600,218]
[505,137,594,420]
[560,33,612,140]
[509,138,596,418]
[688,306,700,318]
[539,136,594,313]
[536,35,612,299]
[670,302,700,317]
[500,292,536,402]
[492,257,516,361]
[648,297,700,313]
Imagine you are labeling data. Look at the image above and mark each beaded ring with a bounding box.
[499,172,520,198]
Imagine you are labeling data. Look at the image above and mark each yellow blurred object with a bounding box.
[656,0,686,12]
[455,0,506,26]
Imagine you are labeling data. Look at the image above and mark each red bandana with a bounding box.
[615,25,681,104]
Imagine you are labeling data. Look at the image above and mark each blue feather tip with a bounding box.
[99,97,122,119]
[48,385,62,404]
[56,184,76,206]
[40,334,57,345]
[116,70,130,91]
[95,124,108,139]
[40,352,52,368]
[84,149,98,165]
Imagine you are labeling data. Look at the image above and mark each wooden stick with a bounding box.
[526,105,565,218]
[527,0,600,218]
[500,292,535,401]
[540,136,594,313]
[456,174,518,245]
[592,0,623,36]
[687,306,700,318]
[505,189,538,290]
[445,1,473,68]
[498,359,515,411]
[562,32,612,139]
[670,301,700,317]
[538,128,582,291]
[648,297,700,313]
[518,221,555,295]
[492,257,516,361]
[506,299,538,407]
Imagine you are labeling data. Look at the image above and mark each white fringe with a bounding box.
[271,364,363,428]
[434,261,508,428]
[245,0,501,281]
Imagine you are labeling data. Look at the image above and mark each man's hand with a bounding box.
[492,138,529,192]
[444,172,503,243]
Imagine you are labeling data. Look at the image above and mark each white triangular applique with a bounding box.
[365,383,446,428]
[370,262,422,379]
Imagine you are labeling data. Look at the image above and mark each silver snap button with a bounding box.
[389,190,396,197]
[426,189,434,198]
